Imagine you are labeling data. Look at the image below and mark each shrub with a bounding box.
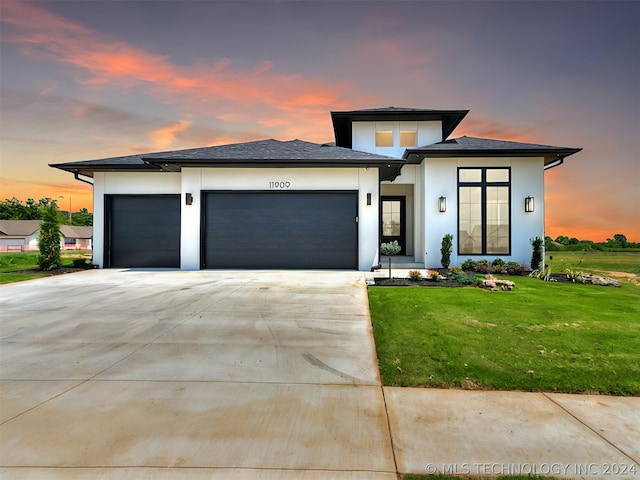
[461,259,476,271]
[440,233,453,269]
[451,268,473,285]
[473,273,486,285]
[380,240,402,279]
[72,258,92,268]
[505,261,525,275]
[408,270,423,281]
[474,259,491,274]
[428,270,442,282]
[565,268,584,283]
[37,204,61,271]
[531,236,544,270]
[491,258,506,267]
[491,264,506,274]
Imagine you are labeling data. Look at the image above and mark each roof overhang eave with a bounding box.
[403,148,582,166]
[142,158,405,171]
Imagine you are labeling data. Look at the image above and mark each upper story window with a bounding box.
[375,130,393,147]
[458,167,510,255]
[400,130,417,147]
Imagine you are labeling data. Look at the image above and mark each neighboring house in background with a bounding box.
[51,107,581,270]
[0,220,92,252]
[60,225,93,250]
[0,220,40,252]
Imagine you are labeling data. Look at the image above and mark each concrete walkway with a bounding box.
[1,270,639,479]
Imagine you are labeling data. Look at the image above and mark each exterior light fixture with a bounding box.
[438,196,446,213]
[366,193,372,206]
[525,196,534,213]
[185,193,193,205]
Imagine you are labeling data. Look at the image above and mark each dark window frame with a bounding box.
[457,167,511,256]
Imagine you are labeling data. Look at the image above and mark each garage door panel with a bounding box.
[106,195,180,268]
[203,192,357,269]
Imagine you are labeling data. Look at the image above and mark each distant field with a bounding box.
[545,251,639,278]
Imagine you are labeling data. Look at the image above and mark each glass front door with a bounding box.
[381,196,406,254]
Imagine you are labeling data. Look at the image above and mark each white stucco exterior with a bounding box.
[71,107,574,272]
[92,171,181,267]
[420,157,545,268]
[92,168,380,271]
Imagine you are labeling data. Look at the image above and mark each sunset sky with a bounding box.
[1,0,638,241]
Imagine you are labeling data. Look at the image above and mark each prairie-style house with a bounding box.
[52,107,580,270]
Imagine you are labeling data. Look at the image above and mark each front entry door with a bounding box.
[381,196,406,254]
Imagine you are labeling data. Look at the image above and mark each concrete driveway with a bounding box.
[0,270,397,479]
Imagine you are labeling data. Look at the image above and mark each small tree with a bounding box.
[440,233,453,269]
[530,236,544,270]
[38,203,62,271]
[380,240,401,279]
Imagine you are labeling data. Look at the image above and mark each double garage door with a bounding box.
[105,192,358,269]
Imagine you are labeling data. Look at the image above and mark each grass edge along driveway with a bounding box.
[369,276,640,396]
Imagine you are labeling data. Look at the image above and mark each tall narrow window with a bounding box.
[458,168,510,255]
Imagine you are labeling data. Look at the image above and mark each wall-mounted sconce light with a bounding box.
[185,193,193,205]
[366,193,372,206]
[525,196,534,213]
[438,196,447,213]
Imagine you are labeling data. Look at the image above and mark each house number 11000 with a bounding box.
[269,181,291,189]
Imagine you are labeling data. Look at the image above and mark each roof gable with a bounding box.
[60,225,93,238]
[0,220,41,236]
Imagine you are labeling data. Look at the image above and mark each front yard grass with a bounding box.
[0,251,91,284]
[369,276,640,395]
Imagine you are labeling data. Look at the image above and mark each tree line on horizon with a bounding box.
[0,197,92,226]
[546,233,638,251]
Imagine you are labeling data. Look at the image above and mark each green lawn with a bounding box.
[404,476,552,480]
[404,476,551,480]
[546,250,640,277]
[0,251,91,284]
[369,275,640,395]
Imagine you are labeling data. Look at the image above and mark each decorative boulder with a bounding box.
[478,275,515,291]
[577,274,621,287]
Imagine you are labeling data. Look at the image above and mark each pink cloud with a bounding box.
[1,0,361,139]
[149,120,192,148]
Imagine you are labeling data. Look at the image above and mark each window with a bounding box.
[375,130,393,147]
[382,200,402,236]
[458,168,510,255]
[400,130,417,147]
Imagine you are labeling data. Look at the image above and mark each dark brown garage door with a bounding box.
[202,191,358,269]
[105,195,180,268]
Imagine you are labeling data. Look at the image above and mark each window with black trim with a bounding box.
[458,167,510,255]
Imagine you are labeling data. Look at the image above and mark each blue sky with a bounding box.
[1,0,638,240]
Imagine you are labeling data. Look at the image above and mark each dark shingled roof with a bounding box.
[404,136,582,168]
[51,139,404,180]
[331,106,469,148]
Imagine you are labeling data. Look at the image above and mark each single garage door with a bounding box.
[105,195,180,268]
[203,191,358,269]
